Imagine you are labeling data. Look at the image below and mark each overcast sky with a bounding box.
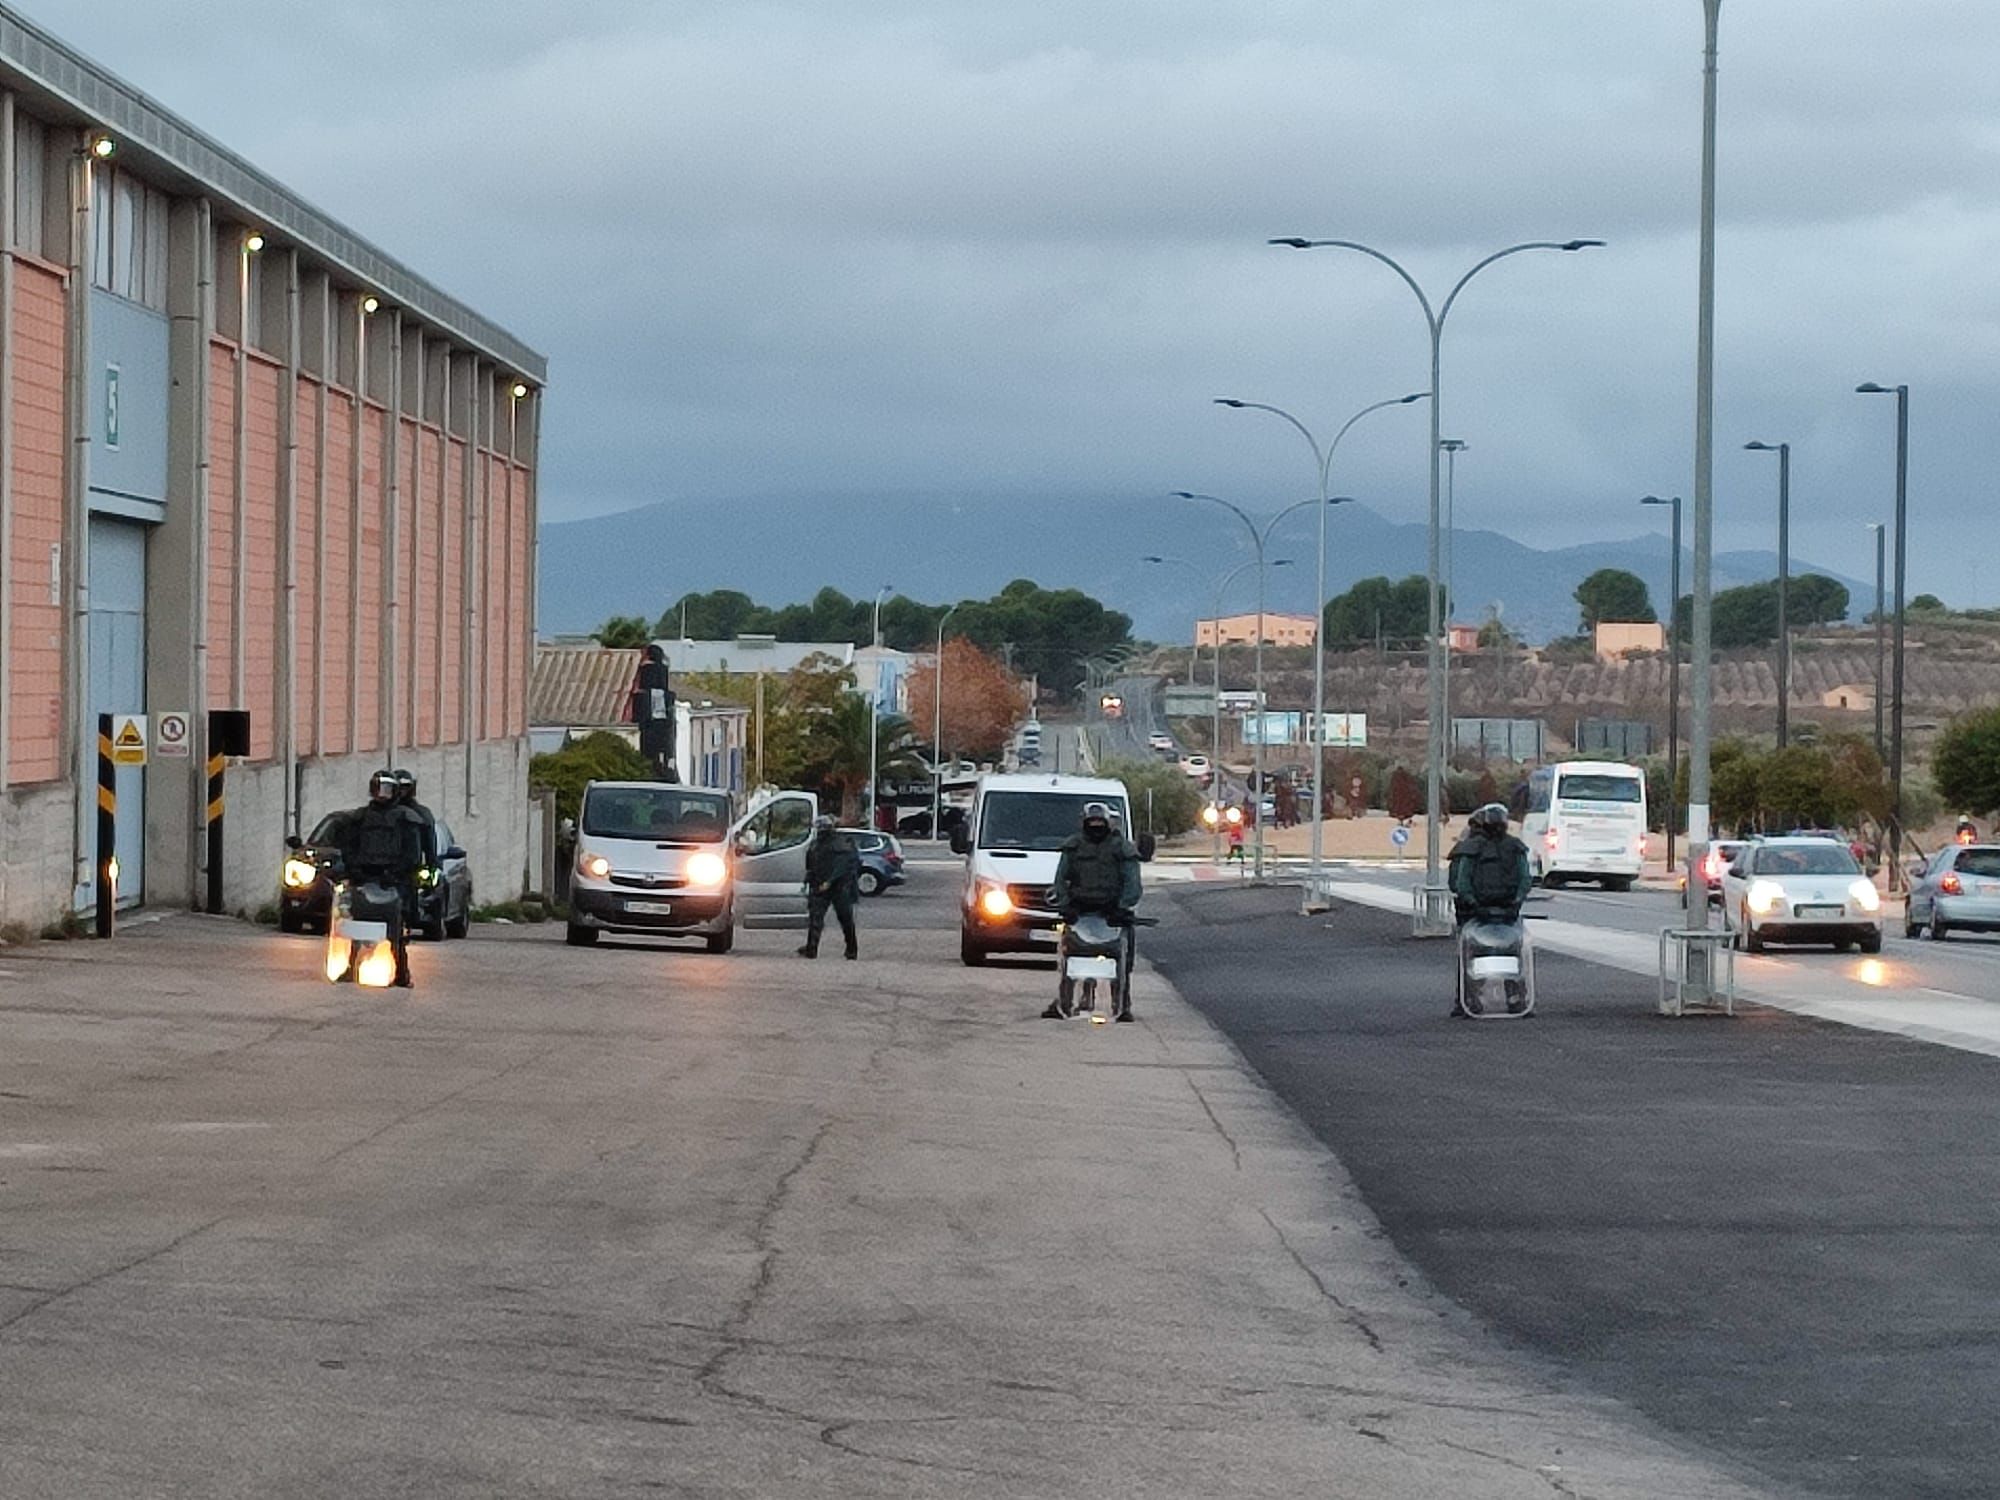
[70,0,2000,602]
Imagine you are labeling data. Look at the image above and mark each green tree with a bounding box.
[1573,568,1655,631]
[655,589,776,640]
[954,579,1133,699]
[529,731,653,822]
[594,614,653,649]
[1757,745,1838,829]
[1324,575,1439,649]
[1910,592,1947,614]
[1932,707,2000,817]
[1789,574,1850,626]
[1100,758,1204,836]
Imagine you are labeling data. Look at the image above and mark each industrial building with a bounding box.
[0,8,545,928]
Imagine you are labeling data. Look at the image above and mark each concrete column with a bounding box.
[0,92,17,795]
[347,298,364,754]
[63,132,98,896]
[311,272,329,759]
[383,309,402,763]
[405,325,424,749]
[279,247,300,836]
[147,197,213,909]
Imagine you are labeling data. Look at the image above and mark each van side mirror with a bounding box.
[1137,832,1157,862]
[950,825,972,856]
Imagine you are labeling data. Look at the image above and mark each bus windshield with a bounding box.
[1556,773,1643,803]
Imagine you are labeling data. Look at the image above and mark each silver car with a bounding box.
[1719,837,1884,953]
[1905,844,2000,941]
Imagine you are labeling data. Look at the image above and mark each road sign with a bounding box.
[156,711,190,759]
[110,714,147,767]
[1390,825,1411,847]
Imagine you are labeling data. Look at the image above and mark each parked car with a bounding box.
[1698,838,1750,903]
[840,828,906,896]
[1719,837,1882,953]
[1905,844,2000,940]
[1179,753,1211,781]
[280,812,474,940]
[1147,731,1175,753]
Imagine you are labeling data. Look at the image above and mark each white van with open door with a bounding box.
[567,782,816,951]
[950,772,1154,965]
[1518,760,1647,890]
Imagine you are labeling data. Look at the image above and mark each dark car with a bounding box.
[838,828,906,896]
[280,812,474,940]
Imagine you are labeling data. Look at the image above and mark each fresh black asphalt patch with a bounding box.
[1150,883,2000,1500]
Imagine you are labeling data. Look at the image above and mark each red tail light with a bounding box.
[1940,873,1964,896]
[1703,851,1723,881]
[1638,835,1649,858]
[1545,830,1560,850]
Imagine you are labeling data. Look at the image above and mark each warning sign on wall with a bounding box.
[110,714,148,767]
[156,712,190,759]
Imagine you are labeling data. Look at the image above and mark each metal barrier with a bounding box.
[1411,882,1456,938]
[1657,928,1737,1017]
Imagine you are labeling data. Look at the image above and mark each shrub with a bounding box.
[530,731,654,823]
[1099,757,1204,836]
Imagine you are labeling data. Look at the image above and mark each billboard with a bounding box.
[1241,711,1300,745]
[1305,712,1368,747]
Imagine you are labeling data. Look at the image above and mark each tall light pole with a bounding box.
[1866,522,1886,759]
[1856,382,1909,876]
[1174,492,1348,879]
[1270,234,1603,927]
[930,602,959,841]
[1439,438,1468,763]
[1744,440,1791,746]
[1642,496,1683,872]
[1214,392,1427,906]
[866,583,891,829]
[1146,555,1291,863]
[1684,0,1724,942]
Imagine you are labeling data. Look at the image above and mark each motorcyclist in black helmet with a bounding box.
[1045,801,1143,1021]
[1451,802,1532,926]
[391,768,441,937]
[335,768,425,987]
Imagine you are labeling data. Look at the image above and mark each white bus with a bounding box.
[1518,760,1648,890]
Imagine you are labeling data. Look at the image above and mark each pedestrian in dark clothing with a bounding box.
[336,768,425,987]
[1044,801,1144,1021]
[799,814,861,959]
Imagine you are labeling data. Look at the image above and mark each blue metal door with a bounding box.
[83,517,147,909]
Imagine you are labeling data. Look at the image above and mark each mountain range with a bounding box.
[536,492,1875,647]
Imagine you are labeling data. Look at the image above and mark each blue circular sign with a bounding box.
[1390,826,1411,847]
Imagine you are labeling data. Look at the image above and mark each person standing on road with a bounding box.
[1450,803,1532,925]
[799,815,861,960]
[1044,801,1144,1022]
[335,769,426,988]
[392,768,439,935]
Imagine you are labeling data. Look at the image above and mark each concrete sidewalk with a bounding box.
[0,912,1767,1497]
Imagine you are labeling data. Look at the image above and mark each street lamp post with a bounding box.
[931,603,959,841]
[1440,438,1468,761]
[1174,492,1348,880]
[1857,382,1910,877]
[1270,234,1602,928]
[866,583,891,829]
[1146,555,1291,863]
[1866,522,1886,758]
[1642,496,1683,872]
[1744,441,1792,746]
[1214,392,1427,907]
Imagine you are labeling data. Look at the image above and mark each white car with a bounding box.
[1719,837,1883,954]
[1148,731,1175,753]
[1178,754,1211,780]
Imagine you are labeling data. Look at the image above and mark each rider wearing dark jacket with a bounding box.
[1451,803,1533,923]
[1044,802,1144,1022]
[336,769,425,987]
[799,815,862,960]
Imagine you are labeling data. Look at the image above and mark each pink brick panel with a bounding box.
[244,359,282,760]
[509,464,530,735]
[293,380,320,756]
[7,265,66,783]
[320,396,354,755]
[207,342,237,712]
[415,429,442,744]
[355,404,384,752]
[483,453,507,741]
[440,440,464,742]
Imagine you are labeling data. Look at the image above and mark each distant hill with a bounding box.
[537,491,1873,647]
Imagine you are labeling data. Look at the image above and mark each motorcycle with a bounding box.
[1453,900,1547,1020]
[1056,911,1156,1023]
[324,877,407,988]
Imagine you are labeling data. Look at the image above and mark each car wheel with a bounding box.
[857,869,883,897]
[1928,915,1950,942]
[1904,913,1922,939]
[1741,908,1764,953]
[960,928,988,967]
[1835,939,1855,953]
[1860,930,1884,955]
[422,916,446,942]
[565,921,599,948]
[279,907,304,934]
[705,925,735,955]
[1605,876,1635,893]
[445,907,470,940]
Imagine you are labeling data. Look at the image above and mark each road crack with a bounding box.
[1258,1207,1384,1353]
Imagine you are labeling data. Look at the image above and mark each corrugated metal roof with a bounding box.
[532,645,749,729]
[0,5,545,381]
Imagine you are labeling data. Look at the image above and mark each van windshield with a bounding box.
[979,792,1125,851]
[1556,774,1643,803]
[584,786,732,843]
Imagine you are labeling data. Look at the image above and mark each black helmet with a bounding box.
[391,768,417,800]
[1471,802,1510,833]
[813,813,836,832]
[368,768,397,804]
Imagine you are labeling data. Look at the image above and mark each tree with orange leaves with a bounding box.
[907,638,1031,762]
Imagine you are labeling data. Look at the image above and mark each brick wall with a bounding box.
[7,264,66,785]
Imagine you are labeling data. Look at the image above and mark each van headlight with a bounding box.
[1849,879,1881,912]
[578,853,611,881]
[282,857,317,890]
[979,884,1013,919]
[1747,880,1785,915]
[685,852,727,888]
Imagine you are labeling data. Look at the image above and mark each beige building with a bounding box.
[1594,622,1668,660]
[1195,612,1318,649]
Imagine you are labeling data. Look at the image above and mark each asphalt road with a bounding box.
[1146,882,2000,1500]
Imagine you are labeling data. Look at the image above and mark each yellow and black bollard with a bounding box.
[95,714,116,938]
[206,748,225,916]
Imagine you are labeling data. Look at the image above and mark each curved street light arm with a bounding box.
[1437,240,1600,328]
[1272,238,1438,333]
[1324,392,1430,492]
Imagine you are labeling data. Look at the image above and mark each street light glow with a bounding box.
[361,295,380,314]
[89,134,116,159]
[244,232,265,253]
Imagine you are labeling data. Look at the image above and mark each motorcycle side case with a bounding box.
[1456,919,1536,1019]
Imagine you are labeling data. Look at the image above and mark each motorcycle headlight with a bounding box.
[1747,880,1785,915]
[1849,879,1881,912]
[684,851,727,888]
[282,857,318,890]
[578,853,611,881]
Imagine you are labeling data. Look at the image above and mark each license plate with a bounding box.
[626,899,674,915]
[1797,905,1843,919]
[1029,929,1059,944]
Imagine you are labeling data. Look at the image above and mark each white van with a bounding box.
[1518,760,1648,890]
[950,773,1153,965]
[566,781,816,951]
